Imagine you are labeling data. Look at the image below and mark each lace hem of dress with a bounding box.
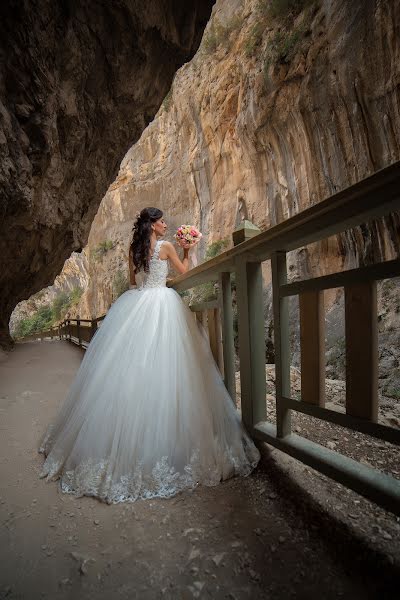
[38,428,260,504]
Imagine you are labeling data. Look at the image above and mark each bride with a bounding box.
[38,207,261,503]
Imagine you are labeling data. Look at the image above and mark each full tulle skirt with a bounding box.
[38,286,261,503]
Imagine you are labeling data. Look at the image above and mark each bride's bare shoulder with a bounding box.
[161,240,174,252]
[157,239,171,260]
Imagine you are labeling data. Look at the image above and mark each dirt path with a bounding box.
[0,340,399,599]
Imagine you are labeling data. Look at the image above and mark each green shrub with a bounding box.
[69,286,84,306]
[258,0,314,20]
[256,0,317,81]
[14,304,53,338]
[112,270,129,300]
[204,237,229,260]
[51,286,83,322]
[386,387,400,400]
[245,22,265,57]
[193,281,218,303]
[187,238,230,304]
[162,87,173,112]
[202,15,243,54]
[52,291,71,321]
[381,279,396,295]
[203,28,218,54]
[92,240,115,261]
[262,20,309,80]
[13,284,86,339]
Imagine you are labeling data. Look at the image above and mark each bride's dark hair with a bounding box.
[129,207,163,273]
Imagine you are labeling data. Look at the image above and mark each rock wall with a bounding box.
[0,0,215,348]
[12,0,400,332]
[9,251,89,336]
[59,0,400,321]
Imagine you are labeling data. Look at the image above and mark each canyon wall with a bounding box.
[0,0,215,348]
[11,0,400,400]
[9,251,89,335]
[55,0,400,321]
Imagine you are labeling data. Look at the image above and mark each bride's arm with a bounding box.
[162,241,190,275]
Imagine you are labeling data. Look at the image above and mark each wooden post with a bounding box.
[218,271,236,403]
[195,310,204,327]
[76,317,81,347]
[232,220,261,246]
[299,290,325,406]
[207,308,219,367]
[90,319,98,341]
[345,281,378,421]
[271,251,291,438]
[235,255,266,430]
[216,307,224,377]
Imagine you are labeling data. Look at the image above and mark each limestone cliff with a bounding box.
[0,0,215,348]
[12,0,400,402]
[9,251,89,336]
[68,0,399,316]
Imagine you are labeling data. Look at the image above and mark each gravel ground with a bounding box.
[0,340,399,599]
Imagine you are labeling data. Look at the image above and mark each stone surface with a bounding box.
[0,0,215,348]
[8,0,400,355]
[33,0,400,321]
[95,0,400,284]
[9,251,89,334]
[12,0,400,390]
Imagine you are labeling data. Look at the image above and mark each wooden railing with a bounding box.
[20,315,105,348]
[167,160,400,515]
[18,327,60,342]
[19,299,224,362]
[24,306,224,364]
[189,299,224,376]
[57,316,106,348]
[17,161,400,514]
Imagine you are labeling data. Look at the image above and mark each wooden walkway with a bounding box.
[0,340,399,599]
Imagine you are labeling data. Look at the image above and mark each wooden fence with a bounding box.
[20,315,105,349]
[168,160,400,515]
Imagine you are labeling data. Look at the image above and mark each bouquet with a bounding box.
[174,225,202,248]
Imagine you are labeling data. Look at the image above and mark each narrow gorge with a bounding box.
[0,0,215,348]
[9,0,400,406]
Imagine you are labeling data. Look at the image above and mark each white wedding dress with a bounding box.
[38,239,261,503]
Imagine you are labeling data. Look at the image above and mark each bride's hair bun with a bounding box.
[135,208,151,223]
[134,207,161,227]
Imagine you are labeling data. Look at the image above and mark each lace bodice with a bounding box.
[135,240,169,289]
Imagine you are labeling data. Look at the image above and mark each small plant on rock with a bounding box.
[92,240,115,262]
[112,270,129,300]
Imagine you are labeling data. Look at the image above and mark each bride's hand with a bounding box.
[178,239,192,251]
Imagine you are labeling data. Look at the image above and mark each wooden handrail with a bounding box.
[168,160,400,292]
[166,161,400,515]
